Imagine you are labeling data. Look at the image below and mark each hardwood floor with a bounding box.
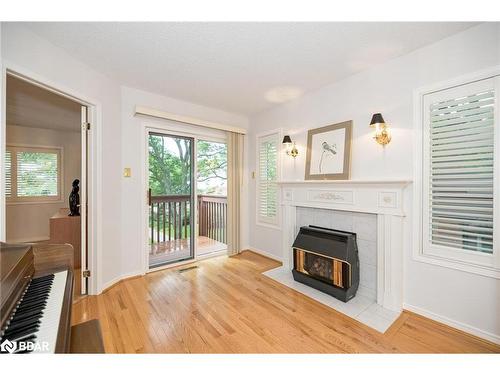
[71,251,500,353]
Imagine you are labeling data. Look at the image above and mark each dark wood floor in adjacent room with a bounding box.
[71,251,500,353]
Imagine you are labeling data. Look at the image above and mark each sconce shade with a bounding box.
[370,113,385,127]
[282,135,292,144]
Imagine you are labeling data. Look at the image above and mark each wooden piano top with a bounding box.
[1,242,32,279]
[1,242,35,329]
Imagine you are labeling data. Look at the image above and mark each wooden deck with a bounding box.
[72,251,500,353]
[149,235,227,266]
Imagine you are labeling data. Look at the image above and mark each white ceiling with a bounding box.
[7,74,82,132]
[24,22,477,115]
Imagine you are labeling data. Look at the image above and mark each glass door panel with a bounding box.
[196,139,228,256]
[148,132,194,268]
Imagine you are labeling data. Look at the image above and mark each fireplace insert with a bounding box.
[292,225,359,302]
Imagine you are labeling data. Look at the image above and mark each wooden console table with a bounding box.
[49,208,81,269]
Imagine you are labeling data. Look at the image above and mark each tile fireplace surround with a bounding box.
[263,179,411,333]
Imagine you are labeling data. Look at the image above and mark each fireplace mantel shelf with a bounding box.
[278,179,412,186]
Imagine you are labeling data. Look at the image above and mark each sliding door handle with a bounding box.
[148,188,152,206]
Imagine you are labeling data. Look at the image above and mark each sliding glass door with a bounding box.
[147,132,194,268]
[196,139,228,256]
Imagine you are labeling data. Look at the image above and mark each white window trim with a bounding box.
[413,66,500,279]
[6,143,64,205]
[255,128,282,229]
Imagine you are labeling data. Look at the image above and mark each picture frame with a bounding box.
[305,120,352,180]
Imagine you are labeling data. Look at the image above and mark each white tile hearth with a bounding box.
[263,267,400,333]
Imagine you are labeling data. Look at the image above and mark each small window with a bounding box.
[5,146,62,203]
[256,131,280,226]
[419,76,499,271]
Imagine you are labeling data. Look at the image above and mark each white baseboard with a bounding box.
[403,303,500,345]
[7,236,50,243]
[98,270,144,294]
[245,246,282,262]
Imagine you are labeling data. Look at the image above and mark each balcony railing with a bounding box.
[149,194,227,245]
[198,195,227,244]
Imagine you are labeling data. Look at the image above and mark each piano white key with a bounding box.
[30,270,68,354]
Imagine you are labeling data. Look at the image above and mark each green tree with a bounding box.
[196,140,227,195]
[148,136,227,196]
[148,135,191,195]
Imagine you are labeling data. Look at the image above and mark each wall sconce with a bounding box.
[282,135,299,158]
[370,113,391,146]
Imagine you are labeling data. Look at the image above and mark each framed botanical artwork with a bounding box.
[305,120,352,180]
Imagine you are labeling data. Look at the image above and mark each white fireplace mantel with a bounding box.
[278,179,412,312]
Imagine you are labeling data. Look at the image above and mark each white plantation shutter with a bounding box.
[257,133,279,225]
[6,146,61,202]
[423,78,497,260]
[5,150,12,197]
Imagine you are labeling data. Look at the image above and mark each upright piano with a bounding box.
[0,242,74,354]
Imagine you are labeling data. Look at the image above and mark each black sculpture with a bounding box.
[69,179,80,216]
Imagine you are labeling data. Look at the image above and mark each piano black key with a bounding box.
[19,293,50,304]
[8,309,43,322]
[30,280,54,288]
[20,290,51,301]
[9,310,43,325]
[15,302,47,314]
[24,285,52,294]
[28,285,52,295]
[17,296,48,307]
[30,278,54,285]
[19,295,47,304]
[31,274,54,283]
[4,320,40,335]
[25,285,52,294]
[21,291,51,301]
[2,323,40,341]
[30,278,53,285]
[7,316,41,331]
[28,278,53,286]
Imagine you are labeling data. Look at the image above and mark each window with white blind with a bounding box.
[5,150,12,198]
[5,145,62,203]
[417,75,500,274]
[256,131,280,226]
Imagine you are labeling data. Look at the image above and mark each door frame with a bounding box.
[0,63,101,295]
[140,118,227,274]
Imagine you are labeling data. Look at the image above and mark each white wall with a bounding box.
[6,125,81,242]
[247,23,500,341]
[1,23,123,292]
[119,86,249,279]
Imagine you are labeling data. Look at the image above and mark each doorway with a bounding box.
[2,71,93,297]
